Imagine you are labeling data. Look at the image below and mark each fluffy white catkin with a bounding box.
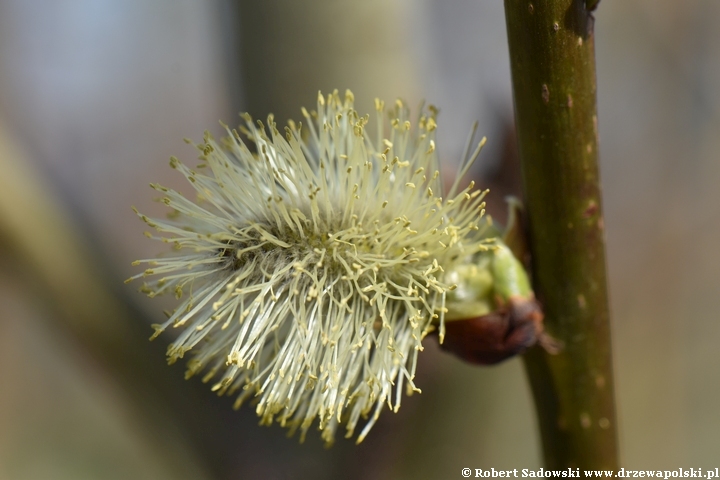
[129,90,489,444]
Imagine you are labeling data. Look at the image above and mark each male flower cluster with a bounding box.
[129,90,489,444]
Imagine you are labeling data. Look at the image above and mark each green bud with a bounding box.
[444,259,494,320]
[490,242,532,300]
[445,240,533,320]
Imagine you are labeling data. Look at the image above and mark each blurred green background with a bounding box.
[0,1,718,479]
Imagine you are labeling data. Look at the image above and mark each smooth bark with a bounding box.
[504,0,619,468]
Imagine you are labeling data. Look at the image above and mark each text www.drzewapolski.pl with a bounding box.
[461,468,720,479]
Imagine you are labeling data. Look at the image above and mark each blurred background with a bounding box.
[0,1,718,479]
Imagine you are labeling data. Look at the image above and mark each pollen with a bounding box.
[129,89,489,445]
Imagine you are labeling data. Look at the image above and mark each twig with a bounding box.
[503,0,619,468]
